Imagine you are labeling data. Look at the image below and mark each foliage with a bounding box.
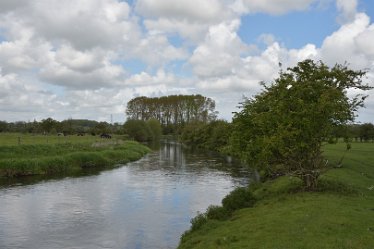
[147,118,162,141]
[182,186,257,241]
[229,60,372,190]
[358,123,374,142]
[0,118,125,135]
[126,94,218,134]
[180,120,232,153]
[205,205,231,220]
[123,119,151,142]
[222,187,256,211]
[189,213,208,232]
[123,119,162,142]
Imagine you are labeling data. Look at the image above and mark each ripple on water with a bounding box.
[0,142,253,249]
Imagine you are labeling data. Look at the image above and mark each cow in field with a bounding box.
[100,133,112,139]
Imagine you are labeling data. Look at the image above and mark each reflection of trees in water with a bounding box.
[157,140,254,182]
[160,140,186,168]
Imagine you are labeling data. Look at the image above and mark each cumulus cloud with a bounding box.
[136,0,225,21]
[231,0,319,15]
[336,0,358,24]
[0,71,61,120]
[39,59,126,89]
[137,0,232,43]
[125,69,178,86]
[0,0,373,123]
[27,0,134,50]
[321,13,374,69]
[189,20,249,78]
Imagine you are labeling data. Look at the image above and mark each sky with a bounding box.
[0,0,374,124]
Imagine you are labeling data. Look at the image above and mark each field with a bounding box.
[0,132,129,146]
[178,142,374,249]
[0,133,150,177]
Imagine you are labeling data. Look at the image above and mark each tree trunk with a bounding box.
[302,171,319,191]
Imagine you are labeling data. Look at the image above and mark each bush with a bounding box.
[123,120,151,142]
[222,187,256,211]
[147,119,162,141]
[180,120,232,152]
[206,205,231,220]
[189,212,208,232]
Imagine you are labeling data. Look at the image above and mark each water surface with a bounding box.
[0,141,251,249]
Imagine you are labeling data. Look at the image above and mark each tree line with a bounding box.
[0,118,123,135]
[126,95,217,133]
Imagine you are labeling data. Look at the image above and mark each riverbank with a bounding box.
[0,134,151,177]
[178,142,374,248]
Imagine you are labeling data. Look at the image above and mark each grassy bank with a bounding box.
[0,133,150,177]
[178,142,374,249]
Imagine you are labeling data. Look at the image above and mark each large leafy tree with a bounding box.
[230,60,372,190]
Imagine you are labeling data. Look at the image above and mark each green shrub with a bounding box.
[222,187,256,211]
[189,212,208,232]
[206,205,231,220]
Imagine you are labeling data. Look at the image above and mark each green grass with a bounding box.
[0,132,106,146]
[0,133,151,177]
[178,142,374,249]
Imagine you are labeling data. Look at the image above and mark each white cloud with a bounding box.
[189,20,248,78]
[55,45,106,73]
[355,25,374,57]
[231,0,318,15]
[336,0,358,24]
[39,59,126,89]
[136,0,232,43]
[27,0,134,50]
[0,0,373,123]
[321,13,373,69]
[131,34,189,66]
[124,69,177,86]
[136,0,225,21]
[0,71,61,119]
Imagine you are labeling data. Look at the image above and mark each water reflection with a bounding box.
[0,141,252,249]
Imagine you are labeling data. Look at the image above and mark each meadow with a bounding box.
[178,142,374,249]
[0,133,150,177]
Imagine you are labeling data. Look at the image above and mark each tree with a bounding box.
[181,120,232,152]
[147,119,162,141]
[125,94,218,134]
[40,118,58,134]
[0,121,8,132]
[123,119,151,142]
[359,123,374,142]
[230,60,372,190]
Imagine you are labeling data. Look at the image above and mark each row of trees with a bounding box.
[181,60,372,190]
[0,118,123,135]
[126,95,217,133]
[341,123,374,142]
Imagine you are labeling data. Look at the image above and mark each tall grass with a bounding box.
[0,139,150,177]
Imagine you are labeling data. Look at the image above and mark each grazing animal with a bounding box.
[100,133,112,139]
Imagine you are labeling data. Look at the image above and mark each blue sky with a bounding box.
[239,10,338,49]
[0,0,373,123]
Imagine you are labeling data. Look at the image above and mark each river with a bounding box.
[0,140,252,249]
